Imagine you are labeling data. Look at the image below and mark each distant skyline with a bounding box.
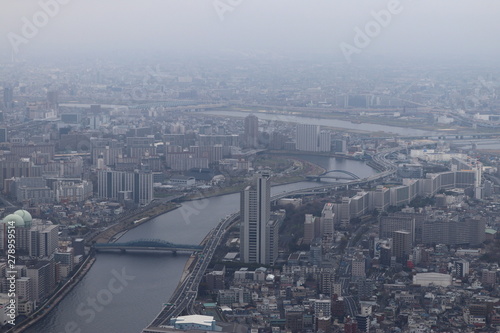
[1,0,499,63]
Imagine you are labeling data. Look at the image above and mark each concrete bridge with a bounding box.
[94,239,203,254]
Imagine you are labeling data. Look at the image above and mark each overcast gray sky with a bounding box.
[1,0,499,61]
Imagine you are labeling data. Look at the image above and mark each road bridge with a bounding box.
[94,239,203,254]
[306,170,360,182]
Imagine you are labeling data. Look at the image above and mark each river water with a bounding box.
[27,157,376,333]
[201,110,438,136]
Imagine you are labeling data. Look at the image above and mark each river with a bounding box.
[27,156,376,333]
[200,110,438,136]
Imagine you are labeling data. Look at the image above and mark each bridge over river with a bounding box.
[93,239,203,254]
[306,169,361,182]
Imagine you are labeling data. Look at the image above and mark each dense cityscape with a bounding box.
[1,1,500,333]
[0,56,499,333]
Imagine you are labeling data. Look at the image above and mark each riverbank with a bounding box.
[16,174,306,332]
[8,255,96,333]
[179,254,197,284]
[186,156,324,200]
[27,168,377,332]
[5,204,181,332]
[203,110,378,135]
[91,202,180,244]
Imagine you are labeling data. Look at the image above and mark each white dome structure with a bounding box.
[3,214,25,227]
[14,210,32,227]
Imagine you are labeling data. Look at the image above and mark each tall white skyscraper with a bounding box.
[240,171,272,265]
[296,124,319,152]
[296,124,331,152]
[321,203,335,242]
[244,114,259,148]
[318,131,332,152]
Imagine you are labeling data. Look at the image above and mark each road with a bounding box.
[143,213,239,331]
[142,144,422,331]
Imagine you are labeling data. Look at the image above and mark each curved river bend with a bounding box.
[27,156,376,333]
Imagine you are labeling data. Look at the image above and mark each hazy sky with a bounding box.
[1,0,499,62]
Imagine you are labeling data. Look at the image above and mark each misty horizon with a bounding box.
[1,0,499,64]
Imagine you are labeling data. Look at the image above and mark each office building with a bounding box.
[72,238,85,256]
[266,215,281,266]
[296,124,319,151]
[321,203,335,243]
[47,90,58,110]
[26,260,55,302]
[352,255,366,279]
[350,191,371,217]
[393,230,412,264]
[319,269,334,295]
[91,138,124,167]
[318,131,331,152]
[380,244,392,266]
[310,240,322,266]
[240,172,273,265]
[206,265,225,291]
[0,128,7,143]
[313,299,331,318]
[0,295,14,326]
[316,316,332,333]
[55,180,93,203]
[373,186,390,212]
[16,277,33,304]
[296,124,331,152]
[481,269,496,285]
[421,216,485,246]
[331,297,345,318]
[356,315,370,333]
[392,210,426,244]
[421,170,476,196]
[379,215,415,244]
[286,309,304,332]
[332,139,347,154]
[11,143,55,159]
[126,136,156,159]
[3,86,13,109]
[0,159,35,190]
[303,214,319,245]
[455,261,470,278]
[29,223,58,258]
[54,247,74,278]
[397,164,423,178]
[97,169,153,205]
[357,280,375,301]
[390,185,412,207]
[339,197,351,228]
[244,114,258,148]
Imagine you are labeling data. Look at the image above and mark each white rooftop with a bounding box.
[175,315,214,326]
